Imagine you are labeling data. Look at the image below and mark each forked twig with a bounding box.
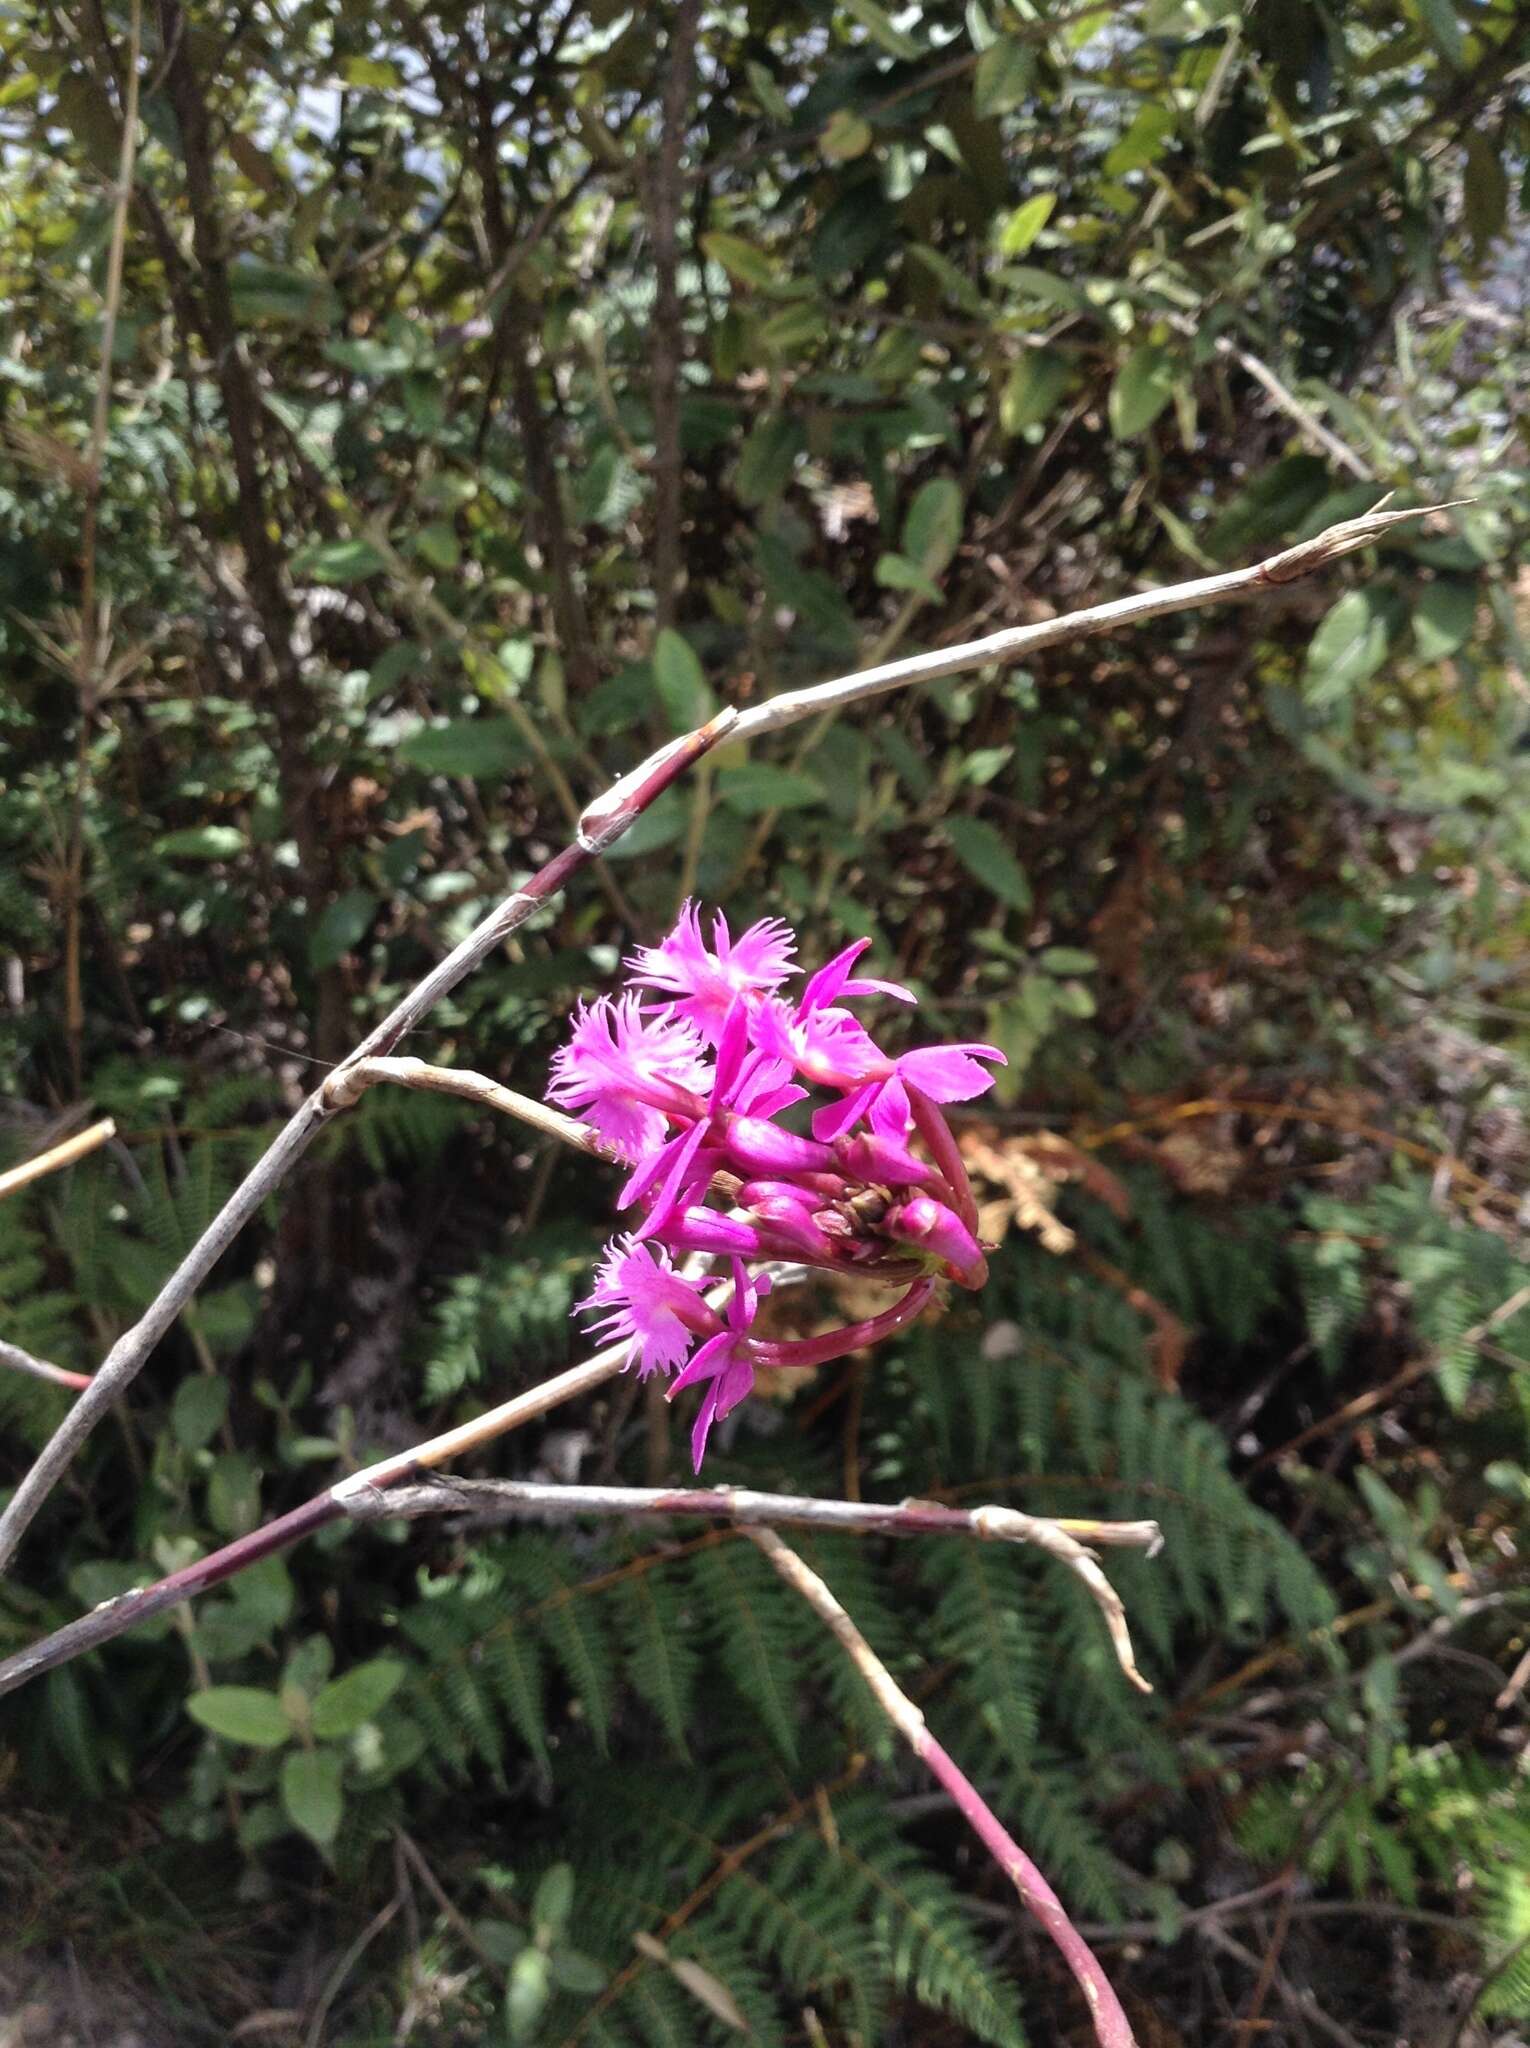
[0,501,1456,1571]
[0,1412,1159,1697]
[342,1475,1161,1690]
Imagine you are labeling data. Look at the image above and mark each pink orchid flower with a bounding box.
[752,940,1005,1133]
[547,996,709,1159]
[550,907,1004,1468]
[665,1259,770,1470]
[576,1236,720,1376]
[625,901,798,1042]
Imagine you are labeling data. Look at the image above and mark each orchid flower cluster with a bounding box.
[547,904,1005,1469]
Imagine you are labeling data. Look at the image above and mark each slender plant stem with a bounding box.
[0,502,1452,1571]
[64,0,143,1092]
[0,1118,116,1201]
[0,1338,92,1393]
[744,1525,1138,2048]
[322,1057,605,1155]
[0,1430,1157,1696]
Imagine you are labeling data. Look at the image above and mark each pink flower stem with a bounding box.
[744,1525,1137,2048]
[751,1277,936,1371]
[915,1726,1137,2047]
[906,1082,980,1234]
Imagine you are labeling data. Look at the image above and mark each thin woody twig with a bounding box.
[342,1475,1160,1687]
[744,1525,1138,2048]
[0,1117,117,1201]
[0,717,733,1572]
[0,1333,640,1696]
[0,1369,1157,1696]
[320,1056,602,1156]
[0,501,1457,1572]
[0,1267,750,1692]
[0,1338,92,1393]
[1212,337,1375,481]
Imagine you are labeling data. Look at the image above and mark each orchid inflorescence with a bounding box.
[547,904,1005,1468]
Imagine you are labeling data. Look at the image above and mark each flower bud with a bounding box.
[885,1196,988,1288]
[657,1209,765,1258]
[746,1189,836,1264]
[719,1115,834,1180]
[835,1130,937,1190]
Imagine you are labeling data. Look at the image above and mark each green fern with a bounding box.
[418,1238,580,1400]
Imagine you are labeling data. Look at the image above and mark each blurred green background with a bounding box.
[2,1,1529,2041]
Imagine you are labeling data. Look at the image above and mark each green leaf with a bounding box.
[291,537,387,585]
[207,1450,260,1537]
[1463,134,1508,259]
[1413,579,1476,660]
[735,413,805,506]
[155,825,246,861]
[700,232,777,290]
[760,300,827,352]
[280,1747,344,1847]
[506,1949,551,2043]
[995,264,1085,313]
[172,1376,229,1453]
[397,717,524,778]
[1108,344,1177,439]
[340,55,400,88]
[821,109,872,160]
[754,534,858,653]
[746,61,792,122]
[550,1948,607,1995]
[811,181,897,277]
[652,629,716,732]
[571,444,642,527]
[840,0,920,58]
[1104,103,1174,175]
[1302,589,1395,708]
[473,1920,527,1967]
[1205,455,1330,561]
[945,816,1031,912]
[1000,349,1069,434]
[186,1686,292,1749]
[906,243,983,315]
[875,552,942,602]
[974,37,1033,116]
[228,259,338,326]
[414,521,460,571]
[324,337,415,376]
[1414,0,1464,66]
[309,890,379,971]
[902,478,963,577]
[533,1862,575,1937]
[998,193,1055,255]
[717,765,825,815]
[311,1658,407,1739]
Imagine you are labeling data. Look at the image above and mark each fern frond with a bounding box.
[690,1540,804,1762]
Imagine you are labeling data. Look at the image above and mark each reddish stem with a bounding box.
[906,1082,980,1234]
[752,1278,935,1370]
[915,1725,1137,2047]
